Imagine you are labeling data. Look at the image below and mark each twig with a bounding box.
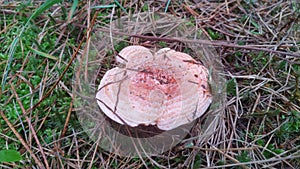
[60,99,73,140]
[96,28,300,58]
[10,83,50,169]
[204,155,300,169]
[25,11,99,114]
[209,145,250,169]
[0,110,45,169]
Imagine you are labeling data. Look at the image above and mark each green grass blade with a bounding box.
[69,0,78,20]
[90,4,116,9]
[29,46,58,61]
[28,0,61,21]
[114,0,127,14]
[164,0,171,13]
[1,0,61,91]
[2,38,18,91]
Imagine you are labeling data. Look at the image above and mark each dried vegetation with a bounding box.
[0,0,299,168]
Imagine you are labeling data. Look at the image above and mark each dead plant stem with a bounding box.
[10,83,50,169]
[0,110,45,169]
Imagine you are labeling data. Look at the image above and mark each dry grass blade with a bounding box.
[60,99,73,140]
[25,11,98,114]
[9,83,50,169]
[1,0,299,168]
[96,28,300,58]
[0,110,44,169]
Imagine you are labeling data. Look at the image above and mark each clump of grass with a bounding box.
[0,1,81,167]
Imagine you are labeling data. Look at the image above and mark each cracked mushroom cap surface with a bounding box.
[96,45,212,130]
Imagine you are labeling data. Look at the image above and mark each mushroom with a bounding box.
[96,45,212,130]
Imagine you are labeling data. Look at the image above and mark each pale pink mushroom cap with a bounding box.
[96,45,212,130]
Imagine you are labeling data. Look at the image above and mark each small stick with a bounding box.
[10,83,49,169]
[0,110,45,169]
[131,34,300,58]
[26,11,99,113]
[96,28,300,58]
[60,99,73,140]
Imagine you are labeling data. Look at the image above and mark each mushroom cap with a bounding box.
[96,45,212,130]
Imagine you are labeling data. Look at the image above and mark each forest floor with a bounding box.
[0,1,300,168]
